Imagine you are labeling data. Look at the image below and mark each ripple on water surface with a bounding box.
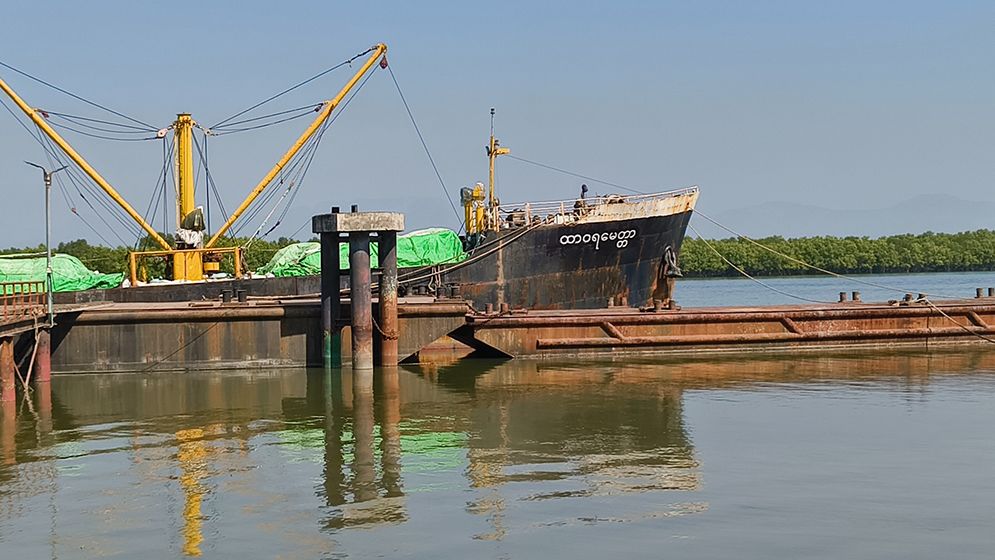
[1,349,994,558]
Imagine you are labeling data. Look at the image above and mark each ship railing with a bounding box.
[495,185,699,222]
[128,246,243,285]
[1,281,46,323]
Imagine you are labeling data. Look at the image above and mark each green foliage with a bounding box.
[680,229,995,277]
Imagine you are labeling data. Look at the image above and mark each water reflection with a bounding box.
[0,348,993,557]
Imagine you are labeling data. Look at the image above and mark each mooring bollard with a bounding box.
[989,288,994,298]
[312,208,404,370]
[852,291,861,302]
[839,292,848,303]
[378,230,399,367]
[977,288,984,299]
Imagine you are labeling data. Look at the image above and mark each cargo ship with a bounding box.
[440,186,699,310]
[1,43,698,310]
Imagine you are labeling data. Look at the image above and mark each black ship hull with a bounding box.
[444,209,694,310]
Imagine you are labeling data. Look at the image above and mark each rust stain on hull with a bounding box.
[463,301,995,358]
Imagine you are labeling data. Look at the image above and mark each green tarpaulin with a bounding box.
[257,228,465,277]
[0,253,124,292]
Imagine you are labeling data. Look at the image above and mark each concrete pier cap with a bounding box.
[312,212,404,234]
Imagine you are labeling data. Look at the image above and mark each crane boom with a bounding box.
[205,43,388,248]
[0,75,172,251]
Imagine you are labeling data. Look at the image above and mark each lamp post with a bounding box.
[24,162,67,326]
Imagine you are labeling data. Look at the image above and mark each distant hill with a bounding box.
[692,195,995,239]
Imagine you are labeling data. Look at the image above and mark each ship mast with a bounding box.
[486,107,509,231]
[174,113,196,231]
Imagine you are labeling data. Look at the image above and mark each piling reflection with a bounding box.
[296,368,408,530]
[0,348,993,555]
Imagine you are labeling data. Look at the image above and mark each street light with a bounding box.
[24,161,67,326]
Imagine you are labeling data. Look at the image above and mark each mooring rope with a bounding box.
[396,221,543,287]
[687,222,833,304]
[688,221,995,346]
[921,298,995,345]
[692,209,965,300]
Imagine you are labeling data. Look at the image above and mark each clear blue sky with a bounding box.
[1,1,992,246]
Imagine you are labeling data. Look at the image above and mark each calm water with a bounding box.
[2,349,995,558]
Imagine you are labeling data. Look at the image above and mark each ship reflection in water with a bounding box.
[1,350,995,558]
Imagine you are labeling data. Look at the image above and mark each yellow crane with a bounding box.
[0,43,387,282]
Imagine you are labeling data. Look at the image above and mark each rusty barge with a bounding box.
[21,287,995,375]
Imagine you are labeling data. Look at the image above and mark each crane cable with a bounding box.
[37,132,140,242]
[209,104,322,135]
[687,222,832,304]
[42,114,158,142]
[506,154,645,195]
[0,59,157,129]
[210,46,376,129]
[2,95,137,245]
[137,135,175,248]
[192,131,231,235]
[38,110,156,132]
[385,62,461,226]
[235,60,379,241]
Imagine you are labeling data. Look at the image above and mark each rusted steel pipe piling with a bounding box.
[320,231,342,367]
[35,328,51,384]
[377,231,399,367]
[0,337,14,403]
[319,207,343,368]
[349,232,373,370]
